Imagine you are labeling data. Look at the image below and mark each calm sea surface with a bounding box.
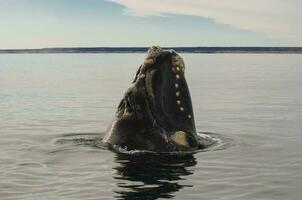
[0,53,302,200]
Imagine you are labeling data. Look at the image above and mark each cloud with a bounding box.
[110,0,302,45]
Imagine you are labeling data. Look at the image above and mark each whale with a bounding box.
[102,46,200,153]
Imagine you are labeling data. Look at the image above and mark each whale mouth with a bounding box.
[114,47,198,147]
[101,46,201,152]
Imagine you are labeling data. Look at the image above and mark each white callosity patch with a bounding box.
[171,54,185,73]
[170,131,189,146]
[144,46,163,64]
[171,52,192,119]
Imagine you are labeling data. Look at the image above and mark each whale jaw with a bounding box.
[103,47,198,152]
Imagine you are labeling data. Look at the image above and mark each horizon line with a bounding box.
[1,46,302,51]
[1,46,302,54]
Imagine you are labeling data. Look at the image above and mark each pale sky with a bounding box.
[0,0,301,49]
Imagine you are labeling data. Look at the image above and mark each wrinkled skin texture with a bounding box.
[102,47,199,152]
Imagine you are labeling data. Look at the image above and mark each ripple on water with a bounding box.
[0,131,233,200]
[54,131,233,155]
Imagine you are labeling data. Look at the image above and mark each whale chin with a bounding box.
[103,46,199,153]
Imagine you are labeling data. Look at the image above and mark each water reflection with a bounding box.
[113,154,197,200]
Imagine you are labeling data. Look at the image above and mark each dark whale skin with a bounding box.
[102,46,199,153]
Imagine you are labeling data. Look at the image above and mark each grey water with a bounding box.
[0,53,302,200]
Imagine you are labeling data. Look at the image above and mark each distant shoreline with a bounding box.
[1,47,302,54]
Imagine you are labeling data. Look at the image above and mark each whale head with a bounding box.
[103,46,198,152]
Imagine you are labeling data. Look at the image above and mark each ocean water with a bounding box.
[0,53,302,200]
